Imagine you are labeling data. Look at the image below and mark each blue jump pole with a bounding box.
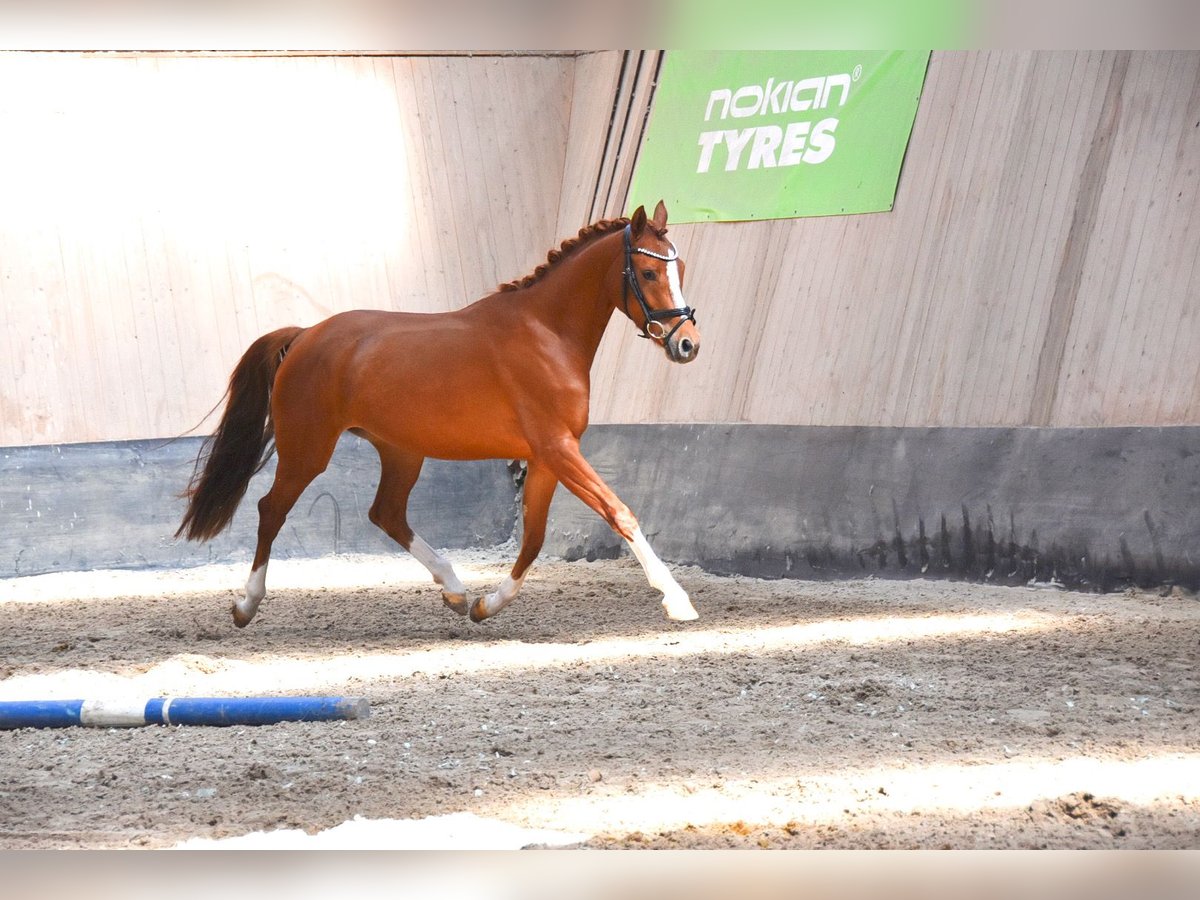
[0,696,369,729]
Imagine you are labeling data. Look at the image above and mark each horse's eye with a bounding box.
[641,269,657,281]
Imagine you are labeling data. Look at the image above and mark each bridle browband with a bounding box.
[622,223,697,343]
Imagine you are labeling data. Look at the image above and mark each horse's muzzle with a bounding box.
[669,333,699,364]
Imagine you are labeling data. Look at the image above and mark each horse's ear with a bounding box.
[652,200,668,230]
[630,205,647,238]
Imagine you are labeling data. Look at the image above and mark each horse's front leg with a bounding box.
[470,460,558,622]
[532,434,699,622]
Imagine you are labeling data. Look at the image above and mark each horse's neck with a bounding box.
[515,231,621,367]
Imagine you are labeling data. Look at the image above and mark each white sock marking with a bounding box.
[409,535,466,596]
[627,527,698,621]
[236,563,268,622]
[480,573,525,618]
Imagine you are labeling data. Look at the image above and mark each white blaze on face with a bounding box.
[665,257,686,310]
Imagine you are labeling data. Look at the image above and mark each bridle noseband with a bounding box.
[622,224,697,343]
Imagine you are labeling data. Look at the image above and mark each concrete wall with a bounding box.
[542,424,1200,593]
[1,435,515,577]
[7,425,1197,593]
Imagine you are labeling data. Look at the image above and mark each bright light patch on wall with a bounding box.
[0,56,410,258]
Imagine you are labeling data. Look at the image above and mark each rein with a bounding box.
[622,224,696,343]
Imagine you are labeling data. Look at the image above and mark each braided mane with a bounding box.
[498,216,666,293]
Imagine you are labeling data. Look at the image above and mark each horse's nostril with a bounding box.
[680,338,694,355]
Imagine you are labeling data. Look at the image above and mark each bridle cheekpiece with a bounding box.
[622,223,697,342]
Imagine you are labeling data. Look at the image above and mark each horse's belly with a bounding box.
[328,318,554,461]
[353,401,532,462]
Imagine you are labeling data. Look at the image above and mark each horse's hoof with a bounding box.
[468,597,490,623]
[662,594,699,622]
[231,603,255,628]
[442,591,470,616]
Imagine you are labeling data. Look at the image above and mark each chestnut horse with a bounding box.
[177,201,702,627]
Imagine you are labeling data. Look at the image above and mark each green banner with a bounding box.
[629,51,930,222]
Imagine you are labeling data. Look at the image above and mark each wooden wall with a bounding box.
[2,51,1199,448]
[590,51,1200,428]
[0,52,578,445]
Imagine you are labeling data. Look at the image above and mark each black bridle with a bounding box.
[622,224,697,343]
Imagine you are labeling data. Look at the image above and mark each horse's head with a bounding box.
[620,200,700,364]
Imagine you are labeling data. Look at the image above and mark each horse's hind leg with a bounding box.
[470,459,557,622]
[236,433,338,627]
[368,441,469,615]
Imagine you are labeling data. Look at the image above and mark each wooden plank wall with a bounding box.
[554,50,660,232]
[2,51,1198,448]
[589,50,1200,428]
[0,52,576,446]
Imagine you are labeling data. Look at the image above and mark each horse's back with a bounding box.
[272,306,535,460]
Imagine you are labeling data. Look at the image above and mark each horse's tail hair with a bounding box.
[175,326,305,542]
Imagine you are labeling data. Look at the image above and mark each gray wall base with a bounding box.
[541,425,1200,592]
[4,425,1198,592]
[1,433,516,577]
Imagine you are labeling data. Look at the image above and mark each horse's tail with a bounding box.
[176,326,305,542]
